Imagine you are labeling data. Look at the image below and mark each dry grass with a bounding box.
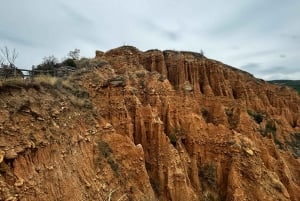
[68,95,92,108]
[1,77,25,88]
[1,75,92,109]
[33,75,58,86]
[61,79,73,90]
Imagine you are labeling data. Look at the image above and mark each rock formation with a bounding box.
[0,46,299,201]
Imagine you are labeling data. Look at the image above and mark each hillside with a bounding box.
[0,46,300,201]
[269,80,300,94]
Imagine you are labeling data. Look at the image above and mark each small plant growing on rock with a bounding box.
[98,141,112,158]
[201,108,210,123]
[260,120,277,137]
[199,163,217,188]
[97,141,119,175]
[107,157,119,174]
[287,133,300,158]
[167,127,185,146]
[225,108,239,129]
[247,110,264,124]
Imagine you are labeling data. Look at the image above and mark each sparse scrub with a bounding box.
[199,163,217,188]
[76,58,108,69]
[97,141,119,175]
[287,133,300,158]
[68,48,80,60]
[1,77,26,88]
[167,127,185,146]
[61,79,73,90]
[225,108,239,129]
[201,108,210,123]
[202,191,220,201]
[107,157,119,174]
[247,110,264,124]
[35,55,59,76]
[62,58,77,68]
[33,75,58,87]
[98,141,112,158]
[69,95,92,108]
[261,120,277,136]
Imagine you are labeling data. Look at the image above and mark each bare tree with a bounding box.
[200,49,204,56]
[0,57,3,67]
[42,55,58,66]
[68,48,80,60]
[0,46,19,67]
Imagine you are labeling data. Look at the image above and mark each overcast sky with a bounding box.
[1,0,299,80]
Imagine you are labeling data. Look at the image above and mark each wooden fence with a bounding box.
[0,66,76,79]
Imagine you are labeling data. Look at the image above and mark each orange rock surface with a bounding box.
[0,46,299,201]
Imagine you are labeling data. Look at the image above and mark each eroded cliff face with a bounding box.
[0,46,300,201]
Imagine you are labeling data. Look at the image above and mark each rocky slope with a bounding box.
[0,46,300,201]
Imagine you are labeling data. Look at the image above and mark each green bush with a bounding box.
[62,58,77,67]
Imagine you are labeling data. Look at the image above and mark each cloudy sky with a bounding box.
[1,0,299,80]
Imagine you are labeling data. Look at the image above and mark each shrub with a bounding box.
[203,191,219,201]
[199,163,217,188]
[36,55,59,70]
[225,108,239,129]
[97,141,119,175]
[68,48,80,60]
[69,95,92,108]
[62,58,77,68]
[264,121,277,136]
[98,141,112,158]
[107,157,119,174]
[287,133,300,158]
[247,110,264,124]
[201,108,210,123]
[167,127,185,146]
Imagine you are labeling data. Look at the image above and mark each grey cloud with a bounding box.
[0,0,299,80]
[140,20,181,41]
[0,31,35,47]
[59,3,93,25]
[141,20,181,41]
[260,66,298,74]
[281,33,300,40]
[241,62,261,71]
[232,49,278,61]
[164,31,180,41]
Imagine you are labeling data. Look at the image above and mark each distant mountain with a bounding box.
[269,80,300,93]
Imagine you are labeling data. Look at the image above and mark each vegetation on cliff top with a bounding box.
[269,80,300,94]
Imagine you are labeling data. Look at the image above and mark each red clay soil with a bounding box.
[0,46,299,201]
